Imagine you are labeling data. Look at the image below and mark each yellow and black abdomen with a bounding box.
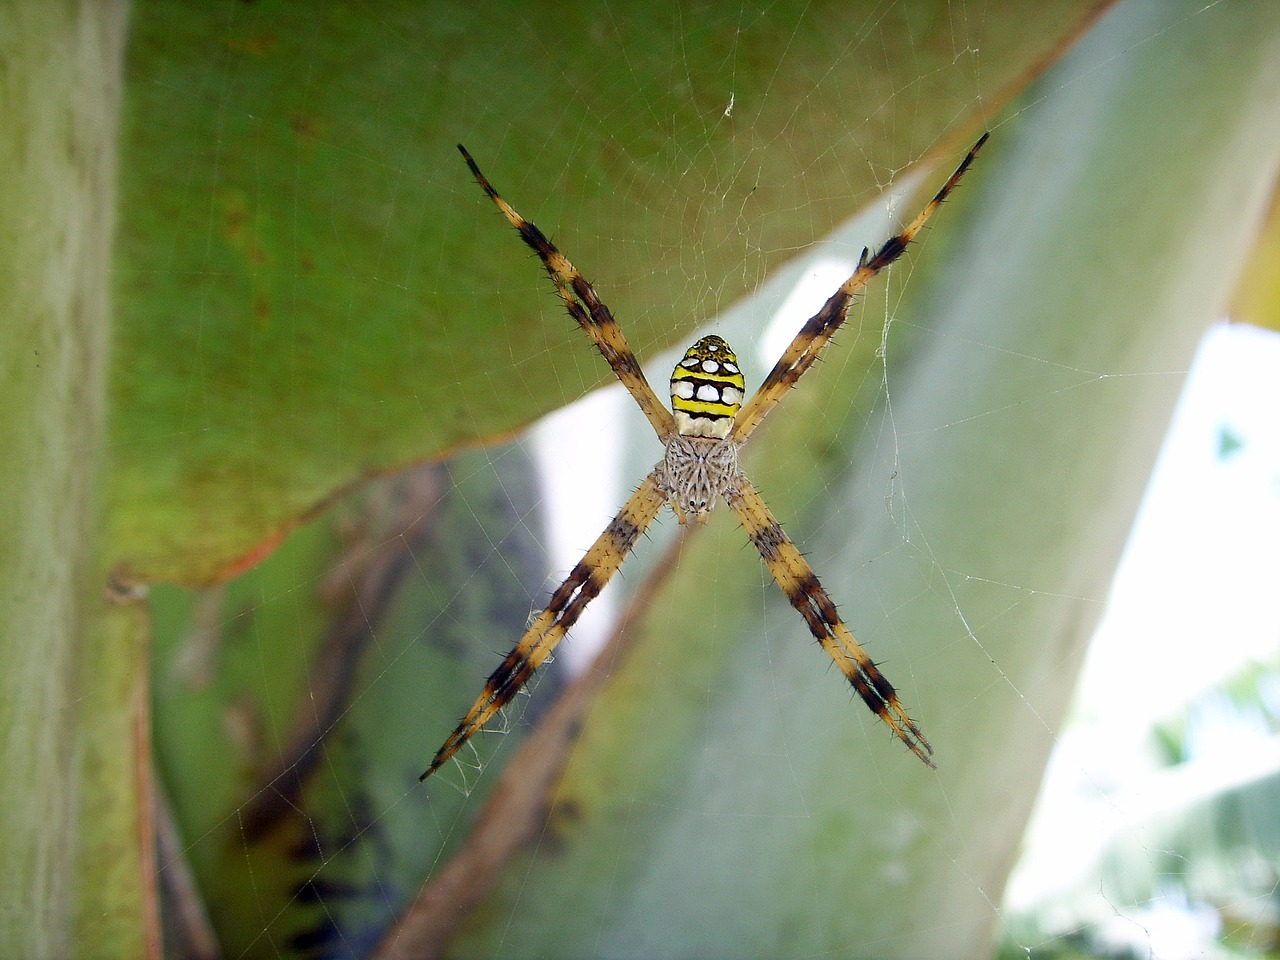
[670,335,745,439]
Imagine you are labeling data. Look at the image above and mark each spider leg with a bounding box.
[458,145,676,441]
[725,476,935,768]
[731,133,988,444]
[421,468,669,781]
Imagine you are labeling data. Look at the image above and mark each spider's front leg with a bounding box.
[726,477,934,767]
[421,470,669,782]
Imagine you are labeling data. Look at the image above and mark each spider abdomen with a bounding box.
[670,335,744,439]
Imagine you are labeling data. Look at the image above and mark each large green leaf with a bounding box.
[0,4,128,957]
[150,449,551,957]
[111,0,1102,585]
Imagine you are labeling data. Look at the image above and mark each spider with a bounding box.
[421,134,988,782]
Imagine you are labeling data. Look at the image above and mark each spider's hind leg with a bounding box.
[730,133,988,444]
[456,144,675,441]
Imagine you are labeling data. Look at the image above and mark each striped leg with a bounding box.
[725,477,934,767]
[731,134,988,444]
[421,469,669,781]
[458,145,676,441]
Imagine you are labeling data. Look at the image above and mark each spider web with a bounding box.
[117,2,1280,959]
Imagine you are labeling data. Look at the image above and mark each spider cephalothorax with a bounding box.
[422,135,988,782]
[658,432,741,525]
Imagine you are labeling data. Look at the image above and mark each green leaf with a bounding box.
[0,4,129,957]
[150,450,550,956]
[1231,187,1280,333]
[111,0,1103,584]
